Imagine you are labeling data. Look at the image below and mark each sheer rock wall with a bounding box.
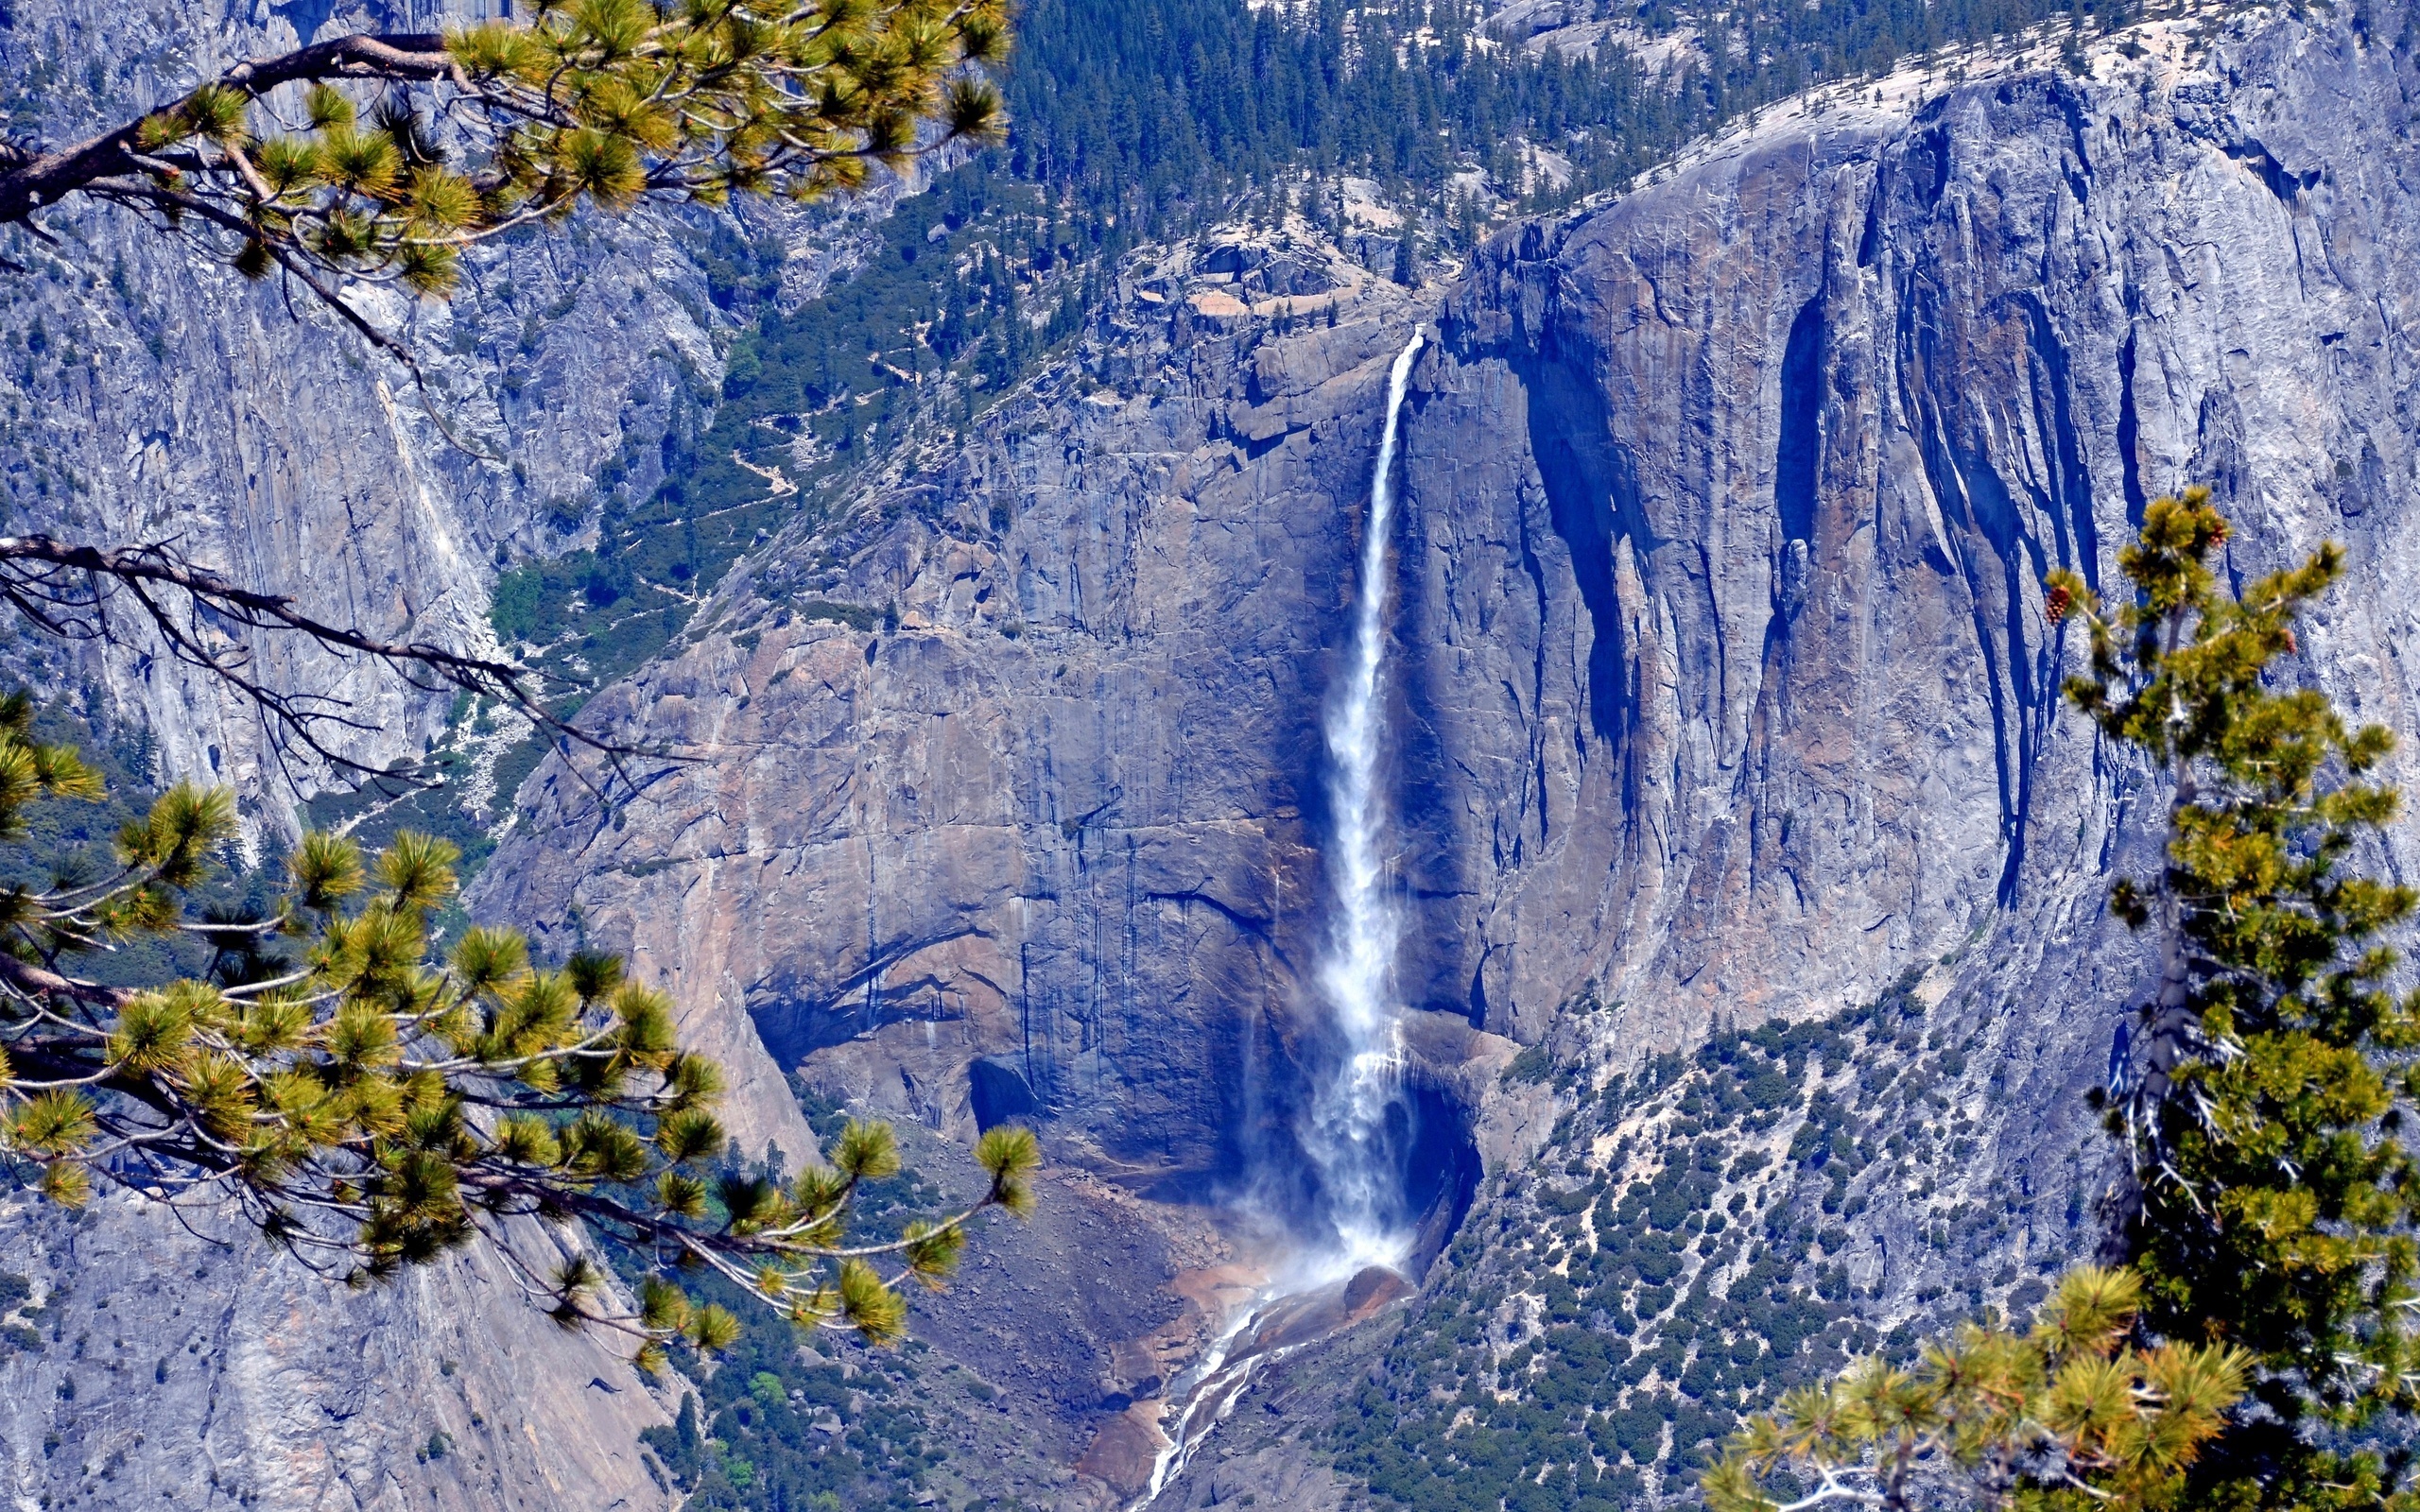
[9,0,2420,1505]
[484,2,2420,1208]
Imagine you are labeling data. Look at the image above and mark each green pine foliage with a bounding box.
[1004,0,2155,233]
[624,1090,1060,1509]
[4,0,1011,299]
[2048,492,2420,1506]
[635,1125,961,1509]
[0,1266,42,1354]
[0,697,1042,1363]
[0,690,255,988]
[638,1349,947,1512]
[1703,1265,2247,1511]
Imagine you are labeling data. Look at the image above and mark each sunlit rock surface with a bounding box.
[9,0,2420,1504]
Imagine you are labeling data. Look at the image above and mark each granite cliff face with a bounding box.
[476,3,2420,1500]
[487,0,2420,1202]
[473,249,1469,1193]
[0,1197,676,1510]
[1410,4,2420,1060]
[8,0,2420,1505]
[1164,8,2420,1502]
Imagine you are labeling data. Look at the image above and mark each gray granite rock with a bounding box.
[473,255,1442,1183]
[486,0,2420,1189]
[13,0,2420,1503]
[1151,11,2420,1497]
[0,1194,679,1510]
[483,7,2420,1496]
[1420,4,2420,1063]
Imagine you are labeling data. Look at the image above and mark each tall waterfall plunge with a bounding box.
[1304,325,1426,1277]
[1132,329,1429,1510]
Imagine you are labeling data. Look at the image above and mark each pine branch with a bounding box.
[0,34,457,225]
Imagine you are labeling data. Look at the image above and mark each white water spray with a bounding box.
[1131,328,1428,1512]
[1304,325,1426,1277]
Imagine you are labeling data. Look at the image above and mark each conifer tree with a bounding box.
[0,0,1009,346]
[1701,1264,2246,1510]
[1706,490,2420,1509]
[2050,490,2419,1506]
[0,692,1040,1368]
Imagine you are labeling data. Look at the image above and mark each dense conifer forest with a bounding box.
[1002,0,2118,230]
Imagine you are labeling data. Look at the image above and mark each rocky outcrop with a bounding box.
[471,236,1450,1185]
[1155,9,2420,1500]
[1409,6,2420,1057]
[0,1194,677,1511]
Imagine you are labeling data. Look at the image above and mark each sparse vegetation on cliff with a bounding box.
[1324,991,2067,1509]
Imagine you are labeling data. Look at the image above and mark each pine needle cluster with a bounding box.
[0,697,1038,1366]
[6,0,1009,301]
[1703,1265,2248,1511]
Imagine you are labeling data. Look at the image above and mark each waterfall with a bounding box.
[1304,325,1426,1277]
[1131,327,1427,1512]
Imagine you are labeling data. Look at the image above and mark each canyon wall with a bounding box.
[485,0,2420,1203]
[473,259,1445,1190]
[479,9,2420,1494]
[1407,3,2420,1059]
[7,0,2419,1504]
[1150,9,2420,1501]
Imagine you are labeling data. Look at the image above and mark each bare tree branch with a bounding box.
[0,532,665,793]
